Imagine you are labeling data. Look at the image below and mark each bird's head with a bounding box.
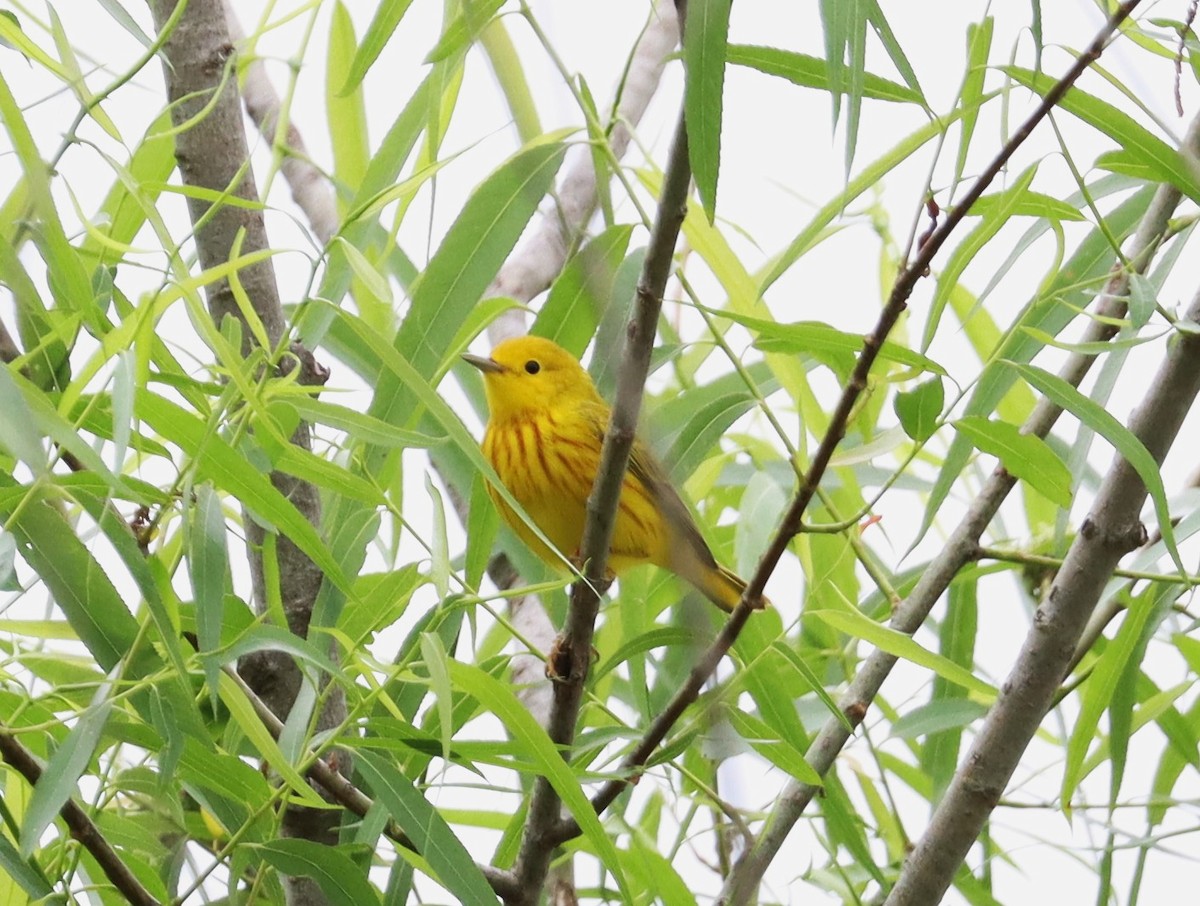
[463,336,600,422]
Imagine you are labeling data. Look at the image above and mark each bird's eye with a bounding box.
[524,360,541,375]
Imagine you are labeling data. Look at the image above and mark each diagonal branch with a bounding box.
[549,0,1150,860]
[506,103,694,906]
[885,215,1200,906]
[713,2,1165,901]
[0,726,160,906]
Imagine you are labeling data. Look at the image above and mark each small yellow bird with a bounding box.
[464,336,768,612]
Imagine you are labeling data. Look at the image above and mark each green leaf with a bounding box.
[534,225,633,357]
[257,838,380,906]
[285,397,442,448]
[328,3,370,195]
[379,138,568,443]
[894,377,944,442]
[1063,583,1175,807]
[809,608,997,698]
[893,699,988,740]
[356,752,498,905]
[684,0,732,220]
[341,0,417,94]
[0,364,44,471]
[955,17,993,185]
[1005,66,1200,203]
[914,186,1156,548]
[953,415,1072,508]
[21,682,114,856]
[1009,362,1183,572]
[924,164,1039,353]
[968,188,1086,222]
[722,706,823,784]
[425,0,505,63]
[446,660,626,892]
[189,482,228,706]
[479,18,542,144]
[1,486,137,671]
[0,831,52,898]
[706,306,947,375]
[419,631,453,764]
[137,392,356,598]
[726,45,920,102]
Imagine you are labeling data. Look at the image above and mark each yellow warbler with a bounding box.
[464,336,769,612]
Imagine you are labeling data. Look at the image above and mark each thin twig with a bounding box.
[0,727,161,906]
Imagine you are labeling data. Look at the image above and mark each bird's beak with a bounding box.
[462,353,504,374]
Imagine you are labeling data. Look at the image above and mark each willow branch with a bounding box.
[148,5,340,904]
[887,238,1200,906]
[506,101,693,906]
[714,3,1175,901]
[0,727,160,906]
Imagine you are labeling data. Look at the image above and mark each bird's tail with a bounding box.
[698,564,771,613]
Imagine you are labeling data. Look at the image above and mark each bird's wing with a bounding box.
[626,438,720,571]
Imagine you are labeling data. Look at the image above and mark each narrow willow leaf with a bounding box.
[285,397,441,448]
[386,139,568,423]
[425,0,505,63]
[190,482,228,706]
[20,681,114,856]
[336,237,393,307]
[953,415,1072,507]
[914,187,1156,548]
[706,305,947,376]
[893,699,988,740]
[419,632,453,765]
[685,0,732,220]
[137,393,356,597]
[356,752,499,906]
[534,225,633,357]
[0,831,52,898]
[955,17,993,185]
[341,0,417,94]
[257,838,380,906]
[810,608,996,697]
[968,188,1086,222]
[1064,583,1175,807]
[894,377,944,442]
[479,18,542,143]
[1,487,136,671]
[1010,362,1183,572]
[446,660,626,892]
[0,365,44,471]
[924,164,1039,353]
[723,706,823,784]
[727,45,920,102]
[328,3,370,194]
[0,530,16,590]
[1006,66,1200,202]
